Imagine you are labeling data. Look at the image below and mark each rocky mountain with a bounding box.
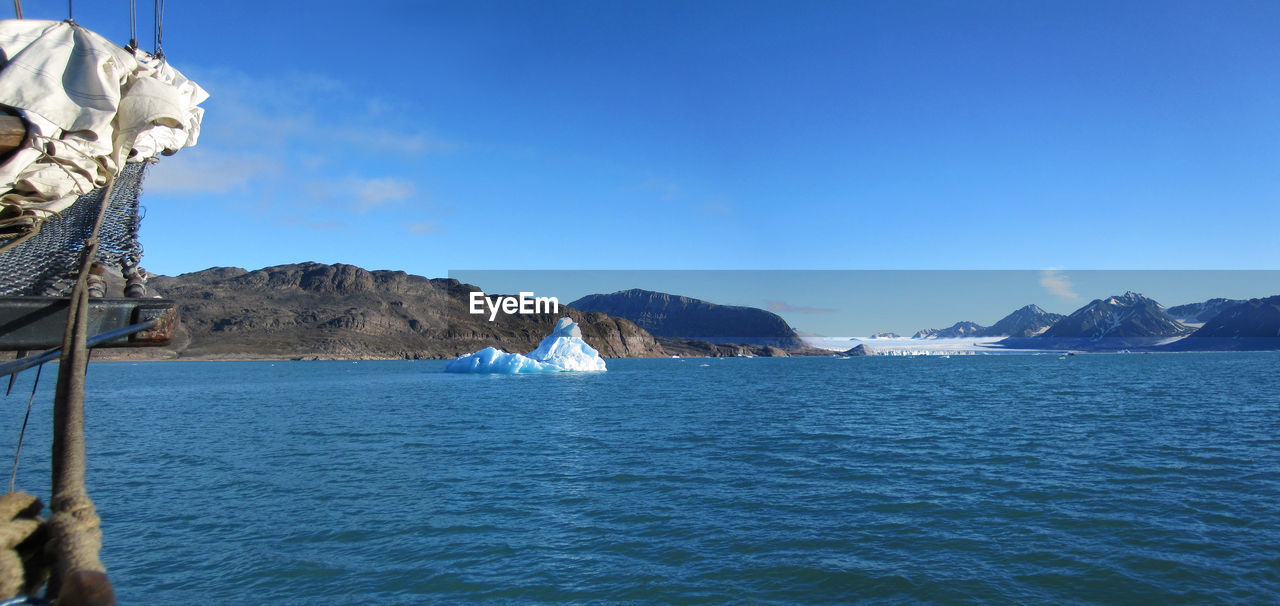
[914,305,1064,339]
[842,344,877,356]
[869,332,900,339]
[983,304,1065,337]
[127,262,666,360]
[913,321,986,339]
[568,289,808,350]
[1164,295,1280,350]
[995,291,1191,351]
[1038,292,1190,339]
[1165,298,1246,324]
[656,337,794,358]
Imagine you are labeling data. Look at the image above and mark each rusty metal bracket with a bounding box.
[0,297,177,350]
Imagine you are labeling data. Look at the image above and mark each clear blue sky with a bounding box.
[15,1,1280,323]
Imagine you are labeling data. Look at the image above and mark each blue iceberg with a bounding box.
[445,317,607,373]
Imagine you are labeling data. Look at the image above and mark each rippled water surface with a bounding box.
[4,354,1279,603]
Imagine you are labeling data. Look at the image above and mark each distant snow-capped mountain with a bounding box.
[913,321,986,339]
[912,304,1063,339]
[984,304,1066,337]
[1165,298,1246,324]
[1188,296,1280,339]
[1039,291,1190,339]
[1162,295,1280,351]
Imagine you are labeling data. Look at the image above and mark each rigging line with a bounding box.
[0,221,42,255]
[153,0,165,57]
[67,0,71,21]
[8,363,43,493]
[6,351,26,395]
[12,0,21,20]
[129,0,138,48]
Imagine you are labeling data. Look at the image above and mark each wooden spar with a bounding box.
[0,115,25,154]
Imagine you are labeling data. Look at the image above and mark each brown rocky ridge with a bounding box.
[100,262,667,360]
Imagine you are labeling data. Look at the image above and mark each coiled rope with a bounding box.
[0,492,47,600]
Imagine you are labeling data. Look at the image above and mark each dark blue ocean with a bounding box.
[4,354,1279,604]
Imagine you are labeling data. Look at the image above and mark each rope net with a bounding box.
[0,162,148,297]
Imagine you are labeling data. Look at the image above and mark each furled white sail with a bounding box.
[0,19,207,222]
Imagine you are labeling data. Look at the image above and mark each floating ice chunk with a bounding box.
[442,347,559,373]
[445,317,607,373]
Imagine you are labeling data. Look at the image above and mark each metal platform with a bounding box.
[0,297,177,350]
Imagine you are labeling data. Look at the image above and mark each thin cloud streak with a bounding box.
[150,66,456,221]
[145,149,282,194]
[344,177,416,213]
[406,221,444,235]
[700,201,733,216]
[274,217,349,231]
[766,300,836,314]
[1040,269,1079,299]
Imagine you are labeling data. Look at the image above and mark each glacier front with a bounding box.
[445,317,607,373]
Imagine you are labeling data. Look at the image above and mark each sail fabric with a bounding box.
[0,19,207,224]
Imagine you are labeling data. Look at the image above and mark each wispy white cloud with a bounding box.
[406,221,444,235]
[191,69,459,157]
[274,217,349,231]
[1040,269,1079,299]
[699,201,733,216]
[145,149,282,194]
[635,177,683,201]
[333,127,460,156]
[342,177,416,213]
[630,178,736,219]
[155,66,456,218]
[766,300,836,314]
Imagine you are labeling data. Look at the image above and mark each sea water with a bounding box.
[2,354,1277,603]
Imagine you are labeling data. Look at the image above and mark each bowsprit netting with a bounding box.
[0,161,149,297]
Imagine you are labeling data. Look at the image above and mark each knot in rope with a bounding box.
[0,492,49,601]
[46,493,102,588]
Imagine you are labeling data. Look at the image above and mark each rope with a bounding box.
[0,492,47,601]
[11,1,20,20]
[128,0,137,49]
[153,0,164,58]
[8,364,42,494]
[0,223,40,256]
[4,354,21,396]
[45,174,114,603]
